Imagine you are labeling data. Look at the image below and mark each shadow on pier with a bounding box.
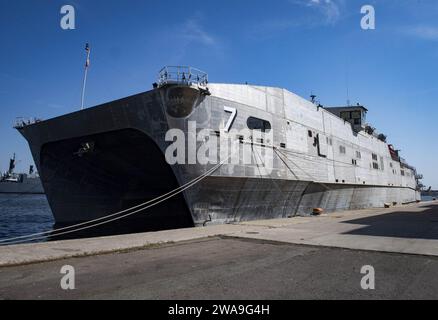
[342,202,438,240]
[47,214,193,242]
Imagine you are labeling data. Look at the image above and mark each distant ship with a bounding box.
[421,187,438,199]
[15,66,422,228]
[0,153,44,194]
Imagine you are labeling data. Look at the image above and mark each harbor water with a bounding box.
[0,194,53,243]
[0,193,436,244]
[421,195,436,202]
[0,193,192,244]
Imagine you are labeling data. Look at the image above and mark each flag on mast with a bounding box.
[85,43,90,67]
[81,43,91,110]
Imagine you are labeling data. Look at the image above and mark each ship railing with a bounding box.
[157,66,208,89]
[13,117,42,129]
[400,161,416,172]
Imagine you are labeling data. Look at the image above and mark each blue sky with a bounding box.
[0,0,437,188]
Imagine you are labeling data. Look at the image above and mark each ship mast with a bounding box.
[81,43,91,110]
[8,153,16,174]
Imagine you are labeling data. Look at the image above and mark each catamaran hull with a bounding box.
[17,85,420,228]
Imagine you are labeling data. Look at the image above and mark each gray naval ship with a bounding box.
[0,153,44,194]
[421,187,438,199]
[15,66,422,228]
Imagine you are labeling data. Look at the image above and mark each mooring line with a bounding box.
[252,145,287,196]
[251,145,291,217]
[0,153,232,245]
[275,147,331,190]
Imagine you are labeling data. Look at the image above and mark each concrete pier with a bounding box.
[1,201,438,299]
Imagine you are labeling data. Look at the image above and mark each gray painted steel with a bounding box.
[0,176,43,194]
[16,76,420,227]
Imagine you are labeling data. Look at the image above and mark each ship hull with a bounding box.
[38,128,193,226]
[0,178,44,194]
[17,85,420,228]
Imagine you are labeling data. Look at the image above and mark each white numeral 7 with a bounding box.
[224,106,237,132]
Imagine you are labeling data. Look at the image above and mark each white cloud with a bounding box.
[291,0,344,25]
[163,16,222,63]
[404,26,438,41]
[182,19,217,46]
[249,0,345,39]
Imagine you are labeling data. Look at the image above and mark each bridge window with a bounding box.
[352,111,361,125]
[339,110,364,126]
[339,146,346,154]
[340,111,350,121]
[247,117,271,133]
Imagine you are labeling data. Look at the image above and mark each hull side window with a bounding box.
[247,117,271,133]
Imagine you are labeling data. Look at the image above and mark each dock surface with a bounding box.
[1,201,438,299]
